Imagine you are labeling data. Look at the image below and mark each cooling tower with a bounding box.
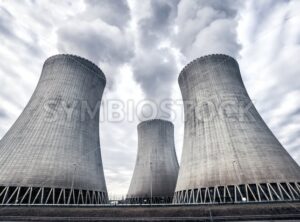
[127,119,179,204]
[174,54,300,204]
[0,54,108,205]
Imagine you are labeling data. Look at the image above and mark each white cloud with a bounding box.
[84,0,130,28]
[174,0,242,61]
[57,19,134,65]
[238,0,300,163]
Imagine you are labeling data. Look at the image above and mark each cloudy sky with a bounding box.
[0,0,299,197]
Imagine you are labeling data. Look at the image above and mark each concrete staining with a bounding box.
[0,54,108,204]
[174,54,300,203]
[127,119,179,203]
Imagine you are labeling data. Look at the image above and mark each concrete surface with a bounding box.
[175,54,300,203]
[0,54,107,194]
[127,119,179,202]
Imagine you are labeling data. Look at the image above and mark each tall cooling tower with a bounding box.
[0,54,108,205]
[174,54,300,204]
[127,119,179,204]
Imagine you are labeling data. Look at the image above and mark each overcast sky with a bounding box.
[0,0,299,197]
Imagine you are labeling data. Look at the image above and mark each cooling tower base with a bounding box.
[173,181,300,204]
[0,186,108,205]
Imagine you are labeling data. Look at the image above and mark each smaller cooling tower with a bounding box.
[127,119,179,204]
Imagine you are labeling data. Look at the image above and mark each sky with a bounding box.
[0,0,299,197]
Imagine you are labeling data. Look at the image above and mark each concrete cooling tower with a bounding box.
[127,119,179,204]
[174,54,300,204]
[0,54,108,205]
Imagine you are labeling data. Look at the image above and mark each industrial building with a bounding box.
[0,54,108,205]
[127,119,179,203]
[174,54,300,204]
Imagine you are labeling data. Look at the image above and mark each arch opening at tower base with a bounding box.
[0,186,108,205]
[173,181,300,204]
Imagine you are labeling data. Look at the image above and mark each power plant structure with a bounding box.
[0,54,108,205]
[0,52,299,208]
[127,119,179,204]
[174,54,300,204]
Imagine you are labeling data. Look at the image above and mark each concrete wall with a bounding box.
[175,54,300,192]
[0,54,107,193]
[127,119,179,200]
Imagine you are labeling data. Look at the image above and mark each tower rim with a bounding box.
[137,119,174,128]
[178,54,238,81]
[45,54,106,82]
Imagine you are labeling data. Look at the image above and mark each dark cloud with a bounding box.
[0,6,14,37]
[138,0,180,48]
[57,0,134,65]
[174,0,243,59]
[57,22,133,65]
[130,0,181,113]
[84,0,130,28]
[56,0,134,90]
[0,109,7,118]
[131,0,242,114]
[132,49,177,101]
[57,23,134,90]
